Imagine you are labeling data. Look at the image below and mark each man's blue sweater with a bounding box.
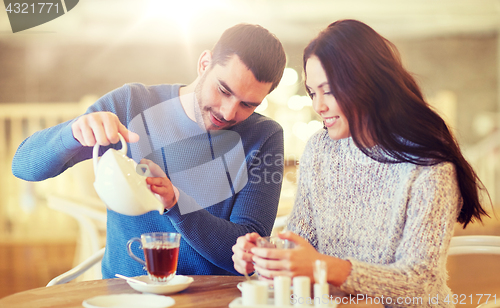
[12,83,284,278]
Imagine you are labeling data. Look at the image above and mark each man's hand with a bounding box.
[72,111,139,146]
[140,159,178,211]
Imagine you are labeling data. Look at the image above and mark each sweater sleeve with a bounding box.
[339,162,461,305]
[11,85,132,181]
[164,128,284,274]
[286,137,318,248]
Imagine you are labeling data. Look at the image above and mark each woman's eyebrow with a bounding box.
[306,82,329,90]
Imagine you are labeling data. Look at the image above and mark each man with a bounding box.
[12,24,286,278]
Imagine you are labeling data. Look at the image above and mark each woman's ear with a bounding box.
[197,50,212,77]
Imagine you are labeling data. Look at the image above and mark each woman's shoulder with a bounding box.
[417,160,456,174]
[412,161,458,189]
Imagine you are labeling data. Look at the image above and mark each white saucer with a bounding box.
[477,302,500,308]
[83,294,175,308]
[126,275,194,295]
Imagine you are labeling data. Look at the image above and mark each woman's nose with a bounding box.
[313,95,328,114]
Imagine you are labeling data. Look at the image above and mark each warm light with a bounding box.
[302,96,312,107]
[280,68,298,87]
[144,0,226,30]
[287,95,312,110]
[287,95,303,110]
[268,68,300,104]
[255,97,269,113]
[292,120,323,141]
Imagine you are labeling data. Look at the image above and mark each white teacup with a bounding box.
[93,133,164,216]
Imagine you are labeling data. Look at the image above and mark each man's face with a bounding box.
[194,54,273,131]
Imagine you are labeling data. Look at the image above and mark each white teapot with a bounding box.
[92,133,164,215]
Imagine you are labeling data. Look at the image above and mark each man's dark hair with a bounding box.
[211,23,286,93]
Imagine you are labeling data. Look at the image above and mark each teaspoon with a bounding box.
[115,273,148,285]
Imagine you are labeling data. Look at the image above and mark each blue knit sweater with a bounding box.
[12,83,284,278]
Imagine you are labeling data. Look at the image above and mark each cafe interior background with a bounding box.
[0,0,499,301]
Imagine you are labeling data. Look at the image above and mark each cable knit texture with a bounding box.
[287,130,461,308]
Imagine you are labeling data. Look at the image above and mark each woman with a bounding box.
[232,20,490,306]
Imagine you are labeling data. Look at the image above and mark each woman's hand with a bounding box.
[140,159,178,210]
[232,232,261,275]
[251,231,322,281]
[251,231,352,286]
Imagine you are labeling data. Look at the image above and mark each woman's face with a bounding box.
[305,56,350,140]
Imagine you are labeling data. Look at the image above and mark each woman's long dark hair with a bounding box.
[304,19,489,228]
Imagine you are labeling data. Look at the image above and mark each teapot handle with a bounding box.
[136,164,152,177]
[92,133,127,175]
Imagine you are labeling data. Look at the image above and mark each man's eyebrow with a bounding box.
[219,80,234,95]
[219,80,261,107]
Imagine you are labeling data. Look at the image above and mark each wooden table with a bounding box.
[0,276,381,308]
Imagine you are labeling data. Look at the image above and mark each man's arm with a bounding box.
[164,128,284,274]
[12,85,137,182]
[12,119,89,181]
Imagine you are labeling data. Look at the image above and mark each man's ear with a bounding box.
[197,50,212,77]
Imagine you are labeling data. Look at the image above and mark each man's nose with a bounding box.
[220,99,239,122]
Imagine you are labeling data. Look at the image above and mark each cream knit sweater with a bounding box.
[287,131,461,308]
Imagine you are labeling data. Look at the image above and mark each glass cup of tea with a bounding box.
[255,236,296,281]
[256,236,296,249]
[126,232,181,283]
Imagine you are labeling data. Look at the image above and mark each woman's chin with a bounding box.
[327,129,350,141]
